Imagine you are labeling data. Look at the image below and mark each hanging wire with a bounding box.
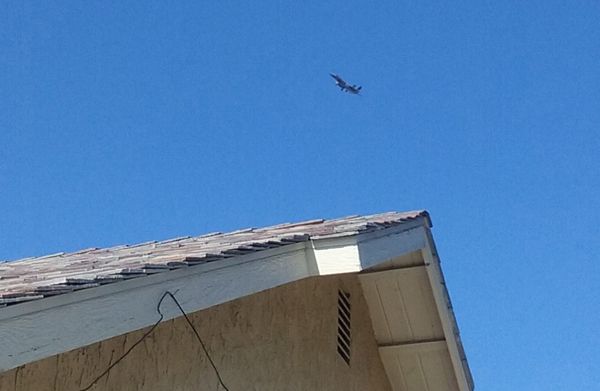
[80,290,230,391]
[161,291,230,391]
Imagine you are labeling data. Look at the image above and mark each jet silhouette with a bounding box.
[330,73,362,94]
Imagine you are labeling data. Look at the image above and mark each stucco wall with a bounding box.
[0,274,392,391]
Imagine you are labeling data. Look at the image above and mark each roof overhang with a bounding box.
[0,216,473,390]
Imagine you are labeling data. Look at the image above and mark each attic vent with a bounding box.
[337,289,352,365]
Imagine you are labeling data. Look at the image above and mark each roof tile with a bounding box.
[0,210,428,306]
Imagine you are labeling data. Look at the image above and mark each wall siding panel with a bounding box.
[0,275,391,391]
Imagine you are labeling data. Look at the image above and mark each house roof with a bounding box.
[0,210,429,307]
[0,210,473,391]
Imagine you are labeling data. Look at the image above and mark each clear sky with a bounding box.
[1,1,599,389]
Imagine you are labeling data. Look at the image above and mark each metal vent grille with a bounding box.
[337,289,352,365]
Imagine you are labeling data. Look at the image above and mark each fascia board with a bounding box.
[309,220,428,275]
[422,229,475,391]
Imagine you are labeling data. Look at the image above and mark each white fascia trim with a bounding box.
[422,229,475,391]
[309,220,427,275]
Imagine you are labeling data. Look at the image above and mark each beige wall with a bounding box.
[0,274,392,391]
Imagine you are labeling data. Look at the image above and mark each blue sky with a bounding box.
[1,1,599,389]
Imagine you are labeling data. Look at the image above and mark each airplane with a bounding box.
[330,73,362,94]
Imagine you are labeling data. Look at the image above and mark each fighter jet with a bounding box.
[330,73,362,94]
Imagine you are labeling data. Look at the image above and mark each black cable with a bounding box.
[80,290,230,391]
[162,291,230,391]
[79,293,167,391]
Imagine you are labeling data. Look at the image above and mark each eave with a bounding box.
[0,216,473,390]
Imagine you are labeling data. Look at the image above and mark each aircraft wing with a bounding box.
[329,73,346,84]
